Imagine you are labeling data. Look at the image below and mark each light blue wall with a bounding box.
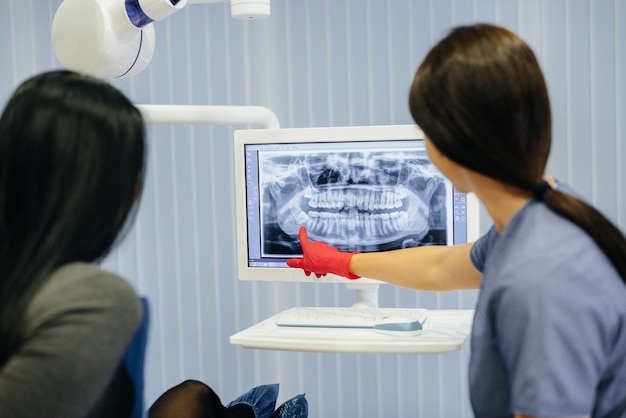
[2,1,624,417]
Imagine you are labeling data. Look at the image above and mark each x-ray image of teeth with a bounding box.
[259,148,448,255]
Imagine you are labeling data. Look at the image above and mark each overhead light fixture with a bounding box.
[52,0,270,78]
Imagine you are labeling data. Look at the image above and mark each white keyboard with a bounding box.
[274,306,428,330]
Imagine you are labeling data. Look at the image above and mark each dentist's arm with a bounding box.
[349,241,481,291]
[287,226,481,291]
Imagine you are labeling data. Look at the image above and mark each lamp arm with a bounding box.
[136,104,280,129]
[185,0,270,19]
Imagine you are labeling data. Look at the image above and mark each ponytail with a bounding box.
[543,188,626,284]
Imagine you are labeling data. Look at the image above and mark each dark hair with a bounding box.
[0,70,146,365]
[409,23,626,282]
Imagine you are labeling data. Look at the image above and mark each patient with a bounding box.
[0,70,307,418]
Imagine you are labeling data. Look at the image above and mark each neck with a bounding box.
[469,175,532,233]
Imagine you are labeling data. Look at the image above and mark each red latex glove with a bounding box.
[286,226,360,279]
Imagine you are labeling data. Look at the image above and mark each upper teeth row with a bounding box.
[304,187,407,211]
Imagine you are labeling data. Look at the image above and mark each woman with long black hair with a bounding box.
[0,70,306,418]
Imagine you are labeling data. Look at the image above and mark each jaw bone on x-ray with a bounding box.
[260,148,448,255]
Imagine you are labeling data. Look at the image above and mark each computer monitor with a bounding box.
[234,124,480,305]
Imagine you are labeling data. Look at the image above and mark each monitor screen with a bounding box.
[234,124,480,284]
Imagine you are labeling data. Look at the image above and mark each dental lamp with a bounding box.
[52,0,270,78]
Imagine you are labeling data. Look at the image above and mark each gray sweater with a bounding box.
[0,263,143,418]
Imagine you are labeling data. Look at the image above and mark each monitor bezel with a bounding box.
[234,124,480,284]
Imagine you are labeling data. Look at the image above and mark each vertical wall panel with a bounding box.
[305,1,330,127]
[364,1,391,125]
[542,0,569,180]
[591,1,619,221]
[1,1,624,417]
[618,1,626,228]
[566,0,594,200]
[346,0,370,126]
[387,0,414,124]
[494,0,519,29]
[0,2,15,98]
[474,0,496,23]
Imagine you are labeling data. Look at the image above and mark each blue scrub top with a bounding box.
[469,193,626,417]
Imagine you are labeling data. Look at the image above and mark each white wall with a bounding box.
[1,1,624,416]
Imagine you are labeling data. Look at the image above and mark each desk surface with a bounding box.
[230,309,474,354]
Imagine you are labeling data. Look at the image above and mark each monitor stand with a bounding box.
[345,282,380,308]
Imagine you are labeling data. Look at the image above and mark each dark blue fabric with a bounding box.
[123,297,149,418]
[226,384,279,418]
[272,394,308,418]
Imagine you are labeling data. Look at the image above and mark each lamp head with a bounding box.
[52,0,270,78]
[52,0,186,78]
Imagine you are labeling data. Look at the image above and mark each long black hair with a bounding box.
[409,23,626,282]
[0,70,147,365]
